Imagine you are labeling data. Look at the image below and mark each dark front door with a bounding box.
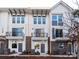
[41,44,45,53]
[0,42,4,54]
[18,43,22,52]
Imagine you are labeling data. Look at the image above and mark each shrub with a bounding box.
[35,51,40,55]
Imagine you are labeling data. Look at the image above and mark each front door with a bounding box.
[18,43,22,52]
[41,44,45,53]
[0,42,4,54]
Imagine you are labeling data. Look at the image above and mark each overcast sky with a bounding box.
[0,0,78,9]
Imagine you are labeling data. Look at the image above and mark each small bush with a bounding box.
[35,51,40,55]
[10,50,16,54]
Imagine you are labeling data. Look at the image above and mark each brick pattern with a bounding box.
[48,37,50,54]
[50,41,73,55]
[26,36,31,50]
[0,56,76,59]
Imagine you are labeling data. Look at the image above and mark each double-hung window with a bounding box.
[33,16,46,24]
[33,16,37,24]
[52,16,57,25]
[38,16,41,24]
[42,16,46,24]
[12,16,16,23]
[52,28,63,39]
[52,15,63,26]
[21,16,25,23]
[56,29,63,37]
[58,15,63,26]
[17,16,20,23]
[12,15,25,24]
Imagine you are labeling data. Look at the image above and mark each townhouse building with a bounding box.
[0,1,77,55]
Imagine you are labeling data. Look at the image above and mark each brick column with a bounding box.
[26,36,31,54]
[48,37,50,54]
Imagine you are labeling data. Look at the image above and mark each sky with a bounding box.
[0,0,78,9]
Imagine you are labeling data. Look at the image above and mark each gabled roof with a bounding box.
[0,1,74,12]
[50,0,73,11]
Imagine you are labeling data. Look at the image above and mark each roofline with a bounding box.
[0,1,75,12]
[50,0,74,11]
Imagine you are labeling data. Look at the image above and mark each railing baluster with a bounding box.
[32,33,48,37]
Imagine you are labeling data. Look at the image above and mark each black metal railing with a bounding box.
[6,32,24,36]
[31,33,48,37]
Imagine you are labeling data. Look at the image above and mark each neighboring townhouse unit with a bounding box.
[0,1,77,56]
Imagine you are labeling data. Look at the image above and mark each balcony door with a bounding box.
[12,28,23,36]
[0,42,4,54]
[35,29,44,37]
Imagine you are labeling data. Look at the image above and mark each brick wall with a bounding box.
[0,56,77,59]
[26,36,31,50]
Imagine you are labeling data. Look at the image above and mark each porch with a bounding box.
[50,40,76,55]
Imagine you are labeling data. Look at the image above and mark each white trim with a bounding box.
[50,1,73,12]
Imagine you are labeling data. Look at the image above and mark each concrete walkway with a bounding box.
[0,55,76,57]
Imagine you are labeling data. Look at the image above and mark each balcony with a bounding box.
[51,42,74,55]
[53,33,69,41]
[6,32,24,40]
[31,33,48,40]
[52,47,73,55]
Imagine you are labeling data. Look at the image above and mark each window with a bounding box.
[52,28,56,38]
[21,16,25,23]
[38,16,41,24]
[58,15,62,21]
[12,16,16,23]
[17,16,20,23]
[33,16,46,24]
[52,28,63,39]
[42,16,46,24]
[52,15,63,26]
[12,15,25,24]
[34,16,37,24]
[35,29,44,37]
[56,29,63,37]
[12,28,23,36]
[58,43,64,48]
[12,43,17,48]
[52,16,57,25]
[58,15,63,26]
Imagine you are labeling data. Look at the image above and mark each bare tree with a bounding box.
[76,0,79,8]
[64,10,79,59]
[72,0,79,59]
[72,0,79,8]
[61,0,79,59]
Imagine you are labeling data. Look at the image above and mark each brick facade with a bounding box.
[0,56,76,59]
